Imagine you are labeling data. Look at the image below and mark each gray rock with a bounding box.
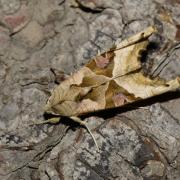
[0,0,179,180]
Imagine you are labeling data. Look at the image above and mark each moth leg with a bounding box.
[127,104,149,110]
[97,50,101,56]
[30,117,61,125]
[105,52,108,58]
[137,107,149,110]
[70,116,100,151]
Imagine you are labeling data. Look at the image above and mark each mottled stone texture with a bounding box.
[0,0,179,180]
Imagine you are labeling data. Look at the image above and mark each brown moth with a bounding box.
[40,26,179,150]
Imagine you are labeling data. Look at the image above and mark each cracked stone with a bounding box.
[0,26,10,54]
[0,1,179,179]
[31,0,61,25]
[0,0,21,14]
[121,0,157,22]
[13,21,44,48]
[141,160,165,178]
[89,9,123,49]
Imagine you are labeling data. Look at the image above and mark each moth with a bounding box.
[37,26,180,150]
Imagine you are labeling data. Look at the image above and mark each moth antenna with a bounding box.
[70,116,100,152]
[85,124,100,152]
[151,42,180,78]
[29,117,61,126]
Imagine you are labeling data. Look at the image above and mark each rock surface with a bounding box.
[0,0,179,179]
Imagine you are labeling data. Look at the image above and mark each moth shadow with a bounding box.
[81,91,180,120]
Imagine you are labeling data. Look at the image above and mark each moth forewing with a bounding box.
[114,26,156,50]
[44,26,180,150]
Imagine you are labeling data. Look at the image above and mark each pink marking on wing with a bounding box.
[94,55,110,68]
[112,93,130,107]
